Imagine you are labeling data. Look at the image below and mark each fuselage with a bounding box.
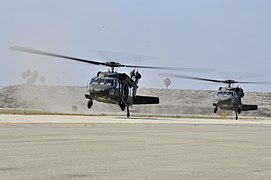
[213,87,242,111]
[85,72,137,106]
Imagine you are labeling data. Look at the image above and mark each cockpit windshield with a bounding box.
[90,77,99,85]
[101,78,114,86]
[216,91,234,97]
[89,77,115,87]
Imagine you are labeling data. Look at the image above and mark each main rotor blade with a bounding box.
[95,50,157,62]
[10,46,212,72]
[160,73,271,85]
[160,73,225,83]
[9,46,107,66]
[236,81,271,84]
[123,65,212,72]
[95,50,212,72]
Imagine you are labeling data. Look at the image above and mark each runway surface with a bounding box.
[0,115,271,179]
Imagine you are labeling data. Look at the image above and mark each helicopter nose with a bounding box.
[90,88,104,94]
[87,86,103,94]
[88,84,104,92]
[217,97,236,107]
[217,97,230,104]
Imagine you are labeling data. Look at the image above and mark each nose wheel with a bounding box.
[127,106,130,118]
[119,102,130,118]
[119,102,126,111]
[87,100,93,109]
[235,111,238,120]
[214,107,218,113]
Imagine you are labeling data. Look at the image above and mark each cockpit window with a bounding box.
[217,92,222,96]
[89,77,115,86]
[90,77,99,85]
[217,91,234,96]
[104,79,114,86]
[228,92,234,96]
[99,78,105,84]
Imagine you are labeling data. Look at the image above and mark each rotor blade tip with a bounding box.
[9,46,22,51]
[9,46,16,50]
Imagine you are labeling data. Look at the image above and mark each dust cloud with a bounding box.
[1,85,271,118]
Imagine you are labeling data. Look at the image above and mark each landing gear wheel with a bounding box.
[127,107,130,118]
[214,107,218,113]
[120,102,125,111]
[87,100,93,109]
[235,112,238,120]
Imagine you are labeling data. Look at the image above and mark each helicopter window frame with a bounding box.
[99,78,105,85]
[128,87,134,97]
[217,91,234,97]
[89,77,116,87]
[216,91,223,96]
[115,80,121,92]
[104,78,115,86]
[89,77,99,85]
[228,92,234,96]
[233,91,237,98]
[119,81,122,93]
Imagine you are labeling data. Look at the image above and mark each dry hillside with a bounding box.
[0,85,270,117]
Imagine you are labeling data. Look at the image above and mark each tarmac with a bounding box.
[0,114,271,179]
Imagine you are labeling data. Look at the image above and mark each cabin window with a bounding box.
[104,79,114,86]
[115,80,120,92]
[217,92,222,96]
[228,92,234,96]
[90,77,99,85]
[128,87,133,97]
[99,78,105,85]
[119,82,122,93]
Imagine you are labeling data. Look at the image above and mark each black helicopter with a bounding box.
[10,46,210,118]
[161,73,270,120]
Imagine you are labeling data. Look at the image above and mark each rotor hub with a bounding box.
[224,80,237,84]
[105,61,122,67]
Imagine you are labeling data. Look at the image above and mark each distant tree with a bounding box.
[26,78,32,85]
[32,70,39,79]
[31,70,39,84]
[164,78,171,89]
[23,70,39,85]
[21,72,27,83]
[40,76,45,84]
[26,70,31,78]
[21,70,45,85]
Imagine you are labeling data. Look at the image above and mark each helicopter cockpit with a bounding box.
[216,91,235,97]
[87,77,122,96]
[89,77,116,87]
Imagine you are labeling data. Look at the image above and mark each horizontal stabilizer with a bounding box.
[134,95,159,105]
[241,104,258,111]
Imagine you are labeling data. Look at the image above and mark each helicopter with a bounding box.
[160,73,271,120]
[10,46,211,118]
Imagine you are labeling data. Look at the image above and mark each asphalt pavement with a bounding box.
[0,115,270,179]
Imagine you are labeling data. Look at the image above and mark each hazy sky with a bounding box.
[1,0,271,91]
